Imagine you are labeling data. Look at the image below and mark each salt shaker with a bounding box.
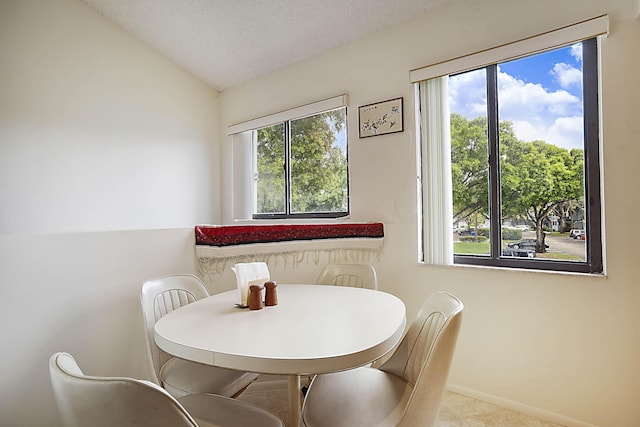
[264,281,278,306]
[248,284,264,310]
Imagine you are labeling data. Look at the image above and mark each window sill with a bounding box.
[195,223,384,275]
[420,261,607,279]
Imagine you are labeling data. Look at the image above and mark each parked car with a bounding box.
[507,239,548,250]
[571,229,586,239]
[569,229,585,238]
[502,247,536,258]
[515,224,530,231]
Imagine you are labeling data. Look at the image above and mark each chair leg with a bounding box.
[301,375,314,396]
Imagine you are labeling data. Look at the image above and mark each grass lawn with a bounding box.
[535,252,582,261]
[454,241,582,261]
[454,241,490,254]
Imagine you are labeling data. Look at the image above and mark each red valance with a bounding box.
[195,223,384,247]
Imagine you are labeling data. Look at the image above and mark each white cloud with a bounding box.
[497,71,581,119]
[570,43,583,61]
[551,63,582,90]
[509,116,583,150]
[447,68,487,118]
[448,67,583,149]
[546,116,584,150]
[511,120,541,142]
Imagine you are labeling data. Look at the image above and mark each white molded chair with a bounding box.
[315,264,378,290]
[301,291,463,427]
[49,352,284,427]
[140,274,259,398]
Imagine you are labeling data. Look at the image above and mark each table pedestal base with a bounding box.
[287,375,301,427]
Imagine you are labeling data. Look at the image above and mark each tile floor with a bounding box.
[236,378,566,427]
[436,391,565,426]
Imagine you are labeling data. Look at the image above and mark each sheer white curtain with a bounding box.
[417,77,453,265]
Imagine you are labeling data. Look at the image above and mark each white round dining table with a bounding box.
[154,284,407,427]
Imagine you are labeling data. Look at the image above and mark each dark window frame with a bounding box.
[252,107,350,220]
[453,38,603,274]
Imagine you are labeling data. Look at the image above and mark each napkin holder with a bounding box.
[231,262,270,307]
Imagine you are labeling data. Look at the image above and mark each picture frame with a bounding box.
[358,97,404,138]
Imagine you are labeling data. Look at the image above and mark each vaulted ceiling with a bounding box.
[81,0,447,91]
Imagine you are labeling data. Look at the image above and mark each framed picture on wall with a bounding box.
[358,97,403,138]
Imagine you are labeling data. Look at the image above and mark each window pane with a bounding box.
[290,108,348,214]
[424,37,600,272]
[497,45,586,262]
[449,69,490,256]
[256,123,285,214]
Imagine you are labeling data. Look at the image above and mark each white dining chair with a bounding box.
[305,263,378,392]
[49,352,284,427]
[301,291,463,427]
[315,263,378,290]
[140,274,259,398]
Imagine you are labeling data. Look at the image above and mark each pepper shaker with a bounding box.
[264,281,278,306]
[248,284,264,310]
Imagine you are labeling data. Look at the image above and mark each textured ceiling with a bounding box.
[81,0,447,92]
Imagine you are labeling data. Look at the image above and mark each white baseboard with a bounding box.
[446,384,601,427]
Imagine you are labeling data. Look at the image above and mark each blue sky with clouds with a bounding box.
[449,43,585,150]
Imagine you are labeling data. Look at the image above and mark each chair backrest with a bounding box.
[140,274,210,384]
[379,291,463,427]
[316,264,378,290]
[49,352,198,427]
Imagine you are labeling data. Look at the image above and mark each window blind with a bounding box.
[417,78,453,265]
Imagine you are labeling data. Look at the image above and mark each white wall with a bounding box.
[0,228,197,426]
[219,0,640,425]
[0,1,220,425]
[0,0,219,234]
